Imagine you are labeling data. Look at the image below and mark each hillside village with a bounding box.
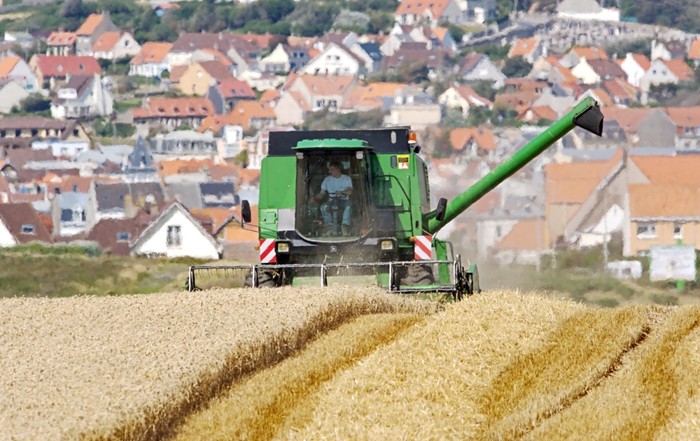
[0,0,700,271]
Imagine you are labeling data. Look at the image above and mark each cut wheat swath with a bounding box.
[279,290,587,440]
[0,287,435,441]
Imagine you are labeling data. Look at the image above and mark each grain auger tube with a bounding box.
[187,97,604,299]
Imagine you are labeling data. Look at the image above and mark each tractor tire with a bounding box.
[244,270,279,288]
[400,264,435,286]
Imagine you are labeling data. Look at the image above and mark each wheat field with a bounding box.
[2,288,700,440]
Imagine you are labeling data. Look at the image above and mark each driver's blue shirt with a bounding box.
[321,174,352,199]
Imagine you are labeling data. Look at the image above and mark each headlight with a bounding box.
[380,240,394,251]
[277,242,290,253]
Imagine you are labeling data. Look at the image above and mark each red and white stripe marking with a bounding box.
[259,239,277,263]
[414,235,432,260]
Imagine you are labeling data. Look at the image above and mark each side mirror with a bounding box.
[435,198,447,222]
[241,200,251,224]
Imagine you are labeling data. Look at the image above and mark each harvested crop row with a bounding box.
[523,306,700,441]
[0,287,436,441]
[172,313,425,441]
[280,290,587,439]
[476,305,651,440]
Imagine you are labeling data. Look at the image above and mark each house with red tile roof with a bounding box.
[227,100,276,131]
[607,107,676,148]
[560,46,608,69]
[46,31,77,56]
[215,204,260,261]
[395,0,465,27]
[493,218,548,266]
[0,117,89,149]
[0,202,53,246]
[275,74,356,126]
[29,55,102,90]
[449,126,497,160]
[85,214,154,256]
[129,42,172,78]
[508,37,545,64]
[178,60,233,96]
[602,78,639,106]
[0,55,36,90]
[690,39,700,66]
[528,55,577,84]
[579,88,614,108]
[544,149,624,249]
[91,31,141,60]
[518,104,558,123]
[627,183,700,256]
[206,77,256,113]
[132,97,216,131]
[74,12,118,56]
[341,81,405,112]
[664,107,700,137]
[641,58,694,88]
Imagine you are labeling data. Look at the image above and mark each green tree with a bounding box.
[466,106,493,126]
[19,93,51,113]
[604,38,652,58]
[260,0,295,23]
[60,0,90,19]
[501,56,532,78]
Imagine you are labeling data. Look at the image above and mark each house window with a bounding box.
[21,224,36,234]
[674,223,682,239]
[116,232,130,242]
[167,225,182,247]
[636,222,657,238]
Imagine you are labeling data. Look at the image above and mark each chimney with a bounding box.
[124,194,137,218]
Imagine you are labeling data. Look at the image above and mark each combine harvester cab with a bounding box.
[188,97,603,299]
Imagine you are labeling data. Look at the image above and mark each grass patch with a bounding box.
[113,98,143,113]
[0,246,203,297]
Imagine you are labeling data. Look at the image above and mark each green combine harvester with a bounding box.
[188,97,604,299]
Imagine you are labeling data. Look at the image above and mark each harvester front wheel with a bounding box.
[400,264,435,286]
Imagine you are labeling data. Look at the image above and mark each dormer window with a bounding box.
[116,232,130,241]
[21,224,36,234]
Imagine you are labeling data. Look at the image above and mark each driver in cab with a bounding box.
[311,161,352,232]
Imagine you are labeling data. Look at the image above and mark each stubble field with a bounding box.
[2,287,700,440]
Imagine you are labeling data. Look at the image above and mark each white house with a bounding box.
[129,42,172,78]
[301,43,362,76]
[0,55,37,90]
[130,202,223,259]
[557,0,620,21]
[50,73,113,120]
[438,84,492,116]
[570,57,600,85]
[641,58,695,89]
[91,31,141,60]
[619,53,650,88]
[577,204,624,248]
[0,80,29,113]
